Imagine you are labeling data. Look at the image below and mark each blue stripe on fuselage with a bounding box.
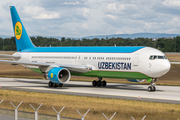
[20,46,145,53]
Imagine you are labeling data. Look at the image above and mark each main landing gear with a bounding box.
[92,77,107,87]
[48,81,63,88]
[148,78,157,92]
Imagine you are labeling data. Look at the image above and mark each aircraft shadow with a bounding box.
[63,84,163,92]
[2,79,164,92]
[14,79,48,84]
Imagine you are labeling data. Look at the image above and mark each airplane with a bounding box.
[0,6,171,92]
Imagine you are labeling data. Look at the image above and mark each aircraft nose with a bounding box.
[161,60,171,74]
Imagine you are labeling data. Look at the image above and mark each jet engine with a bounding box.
[47,67,71,84]
[127,79,145,82]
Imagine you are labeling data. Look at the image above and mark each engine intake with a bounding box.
[47,67,71,84]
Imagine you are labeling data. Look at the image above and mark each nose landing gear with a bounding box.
[92,77,107,87]
[148,78,157,92]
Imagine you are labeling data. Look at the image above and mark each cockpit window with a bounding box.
[164,56,167,59]
[153,56,158,59]
[149,55,167,60]
[149,56,153,60]
[158,56,164,59]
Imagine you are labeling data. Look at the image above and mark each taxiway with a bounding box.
[0,77,180,104]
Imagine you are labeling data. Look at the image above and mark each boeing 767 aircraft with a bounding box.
[0,6,171,92]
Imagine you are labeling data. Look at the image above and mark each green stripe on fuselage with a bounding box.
[29,68,149,79]
[72,71,149,79]
[29,68,43,74]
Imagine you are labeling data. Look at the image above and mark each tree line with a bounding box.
[0,36,180,52]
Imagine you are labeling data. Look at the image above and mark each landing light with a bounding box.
[87,67,92,70]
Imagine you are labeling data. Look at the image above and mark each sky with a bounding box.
[0,0,180,37]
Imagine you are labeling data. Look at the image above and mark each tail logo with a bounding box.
[15,22,22,40]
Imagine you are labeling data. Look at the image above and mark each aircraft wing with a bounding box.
[0,54,20,59]
[0,60,92,73]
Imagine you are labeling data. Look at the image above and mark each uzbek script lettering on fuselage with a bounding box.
[98,62,131,70]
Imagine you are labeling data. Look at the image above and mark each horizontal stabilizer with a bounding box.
[0,54,21,59]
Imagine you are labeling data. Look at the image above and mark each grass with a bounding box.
[165,54,180,61]
[0,89,180,120]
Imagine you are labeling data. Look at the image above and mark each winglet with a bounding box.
[10,6,35,51]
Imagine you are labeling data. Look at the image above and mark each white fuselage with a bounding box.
[13,47,171,79]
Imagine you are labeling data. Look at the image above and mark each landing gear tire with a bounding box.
[92,80,97,87]
[148,86,152,92]
[97,81,101,87]
[49,81,63,88]
[92,78,107,87]
[102,81,106,87]
[58,84,63,87]
[148,79,156,92]
[152,86,156,91]
[148,86,156,92]
[53,83,57,87]
[48,81,53,87]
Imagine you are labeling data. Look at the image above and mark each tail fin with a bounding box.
[10,6,35,51]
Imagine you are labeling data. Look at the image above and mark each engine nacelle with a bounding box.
[127,79,145,82]
[47,67,71,84]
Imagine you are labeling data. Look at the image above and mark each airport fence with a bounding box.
[0,99,179,120]
[0,108,79,120]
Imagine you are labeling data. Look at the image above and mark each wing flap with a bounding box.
[0,60,92,73]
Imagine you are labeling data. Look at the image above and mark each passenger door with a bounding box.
[133,54,139,66]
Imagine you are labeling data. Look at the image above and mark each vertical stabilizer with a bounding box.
[10,6,35,51]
